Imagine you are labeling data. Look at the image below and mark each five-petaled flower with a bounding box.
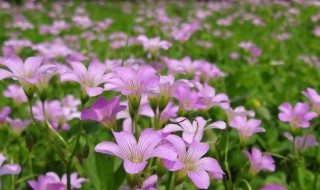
[163,135,224,189]
[278,102,318,129]
[243,147,275,176]
[61,59,110,98]
[95,129,177,174]
[81,96,126,129]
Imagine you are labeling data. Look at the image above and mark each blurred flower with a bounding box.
[28,171,87,190]
[33,98,80,131]
[230,52,240,59]
[95,129,177,174]
[302,88,320,113]
[173,86,204,111]
[81,96,126,129]
[61,59,109,97]
[160,101,179,126]
[7,118,32,134]
[196,82,230,110]
[278,102,318,129]
[226,106,255,120]
[243,147,275,176]
[123,175,158,190]
[259,183,286,190]
[137,35,171,57]
[3,84,28,103]
[284,133,319,151]
[0,154,21,187]
[229,116,264,143]
[163,117,226,143]
[164,135,224,189]
[0,106,11,125]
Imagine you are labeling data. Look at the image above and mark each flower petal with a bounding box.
[123,160,148,174]
[95,142,123,159]
[0,164,21,175]
[188,170,210,189]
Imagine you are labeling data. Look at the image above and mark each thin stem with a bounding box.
[224,132,232,183]
[66,101,85,190]
[292,136,296,155]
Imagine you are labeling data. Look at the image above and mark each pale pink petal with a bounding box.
[188,171,210,189]
[123,160,148,174]
[95,142,123,159]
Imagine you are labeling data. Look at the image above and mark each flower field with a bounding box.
[0,0,320,189]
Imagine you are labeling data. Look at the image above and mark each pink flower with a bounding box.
[164,135,224,189]
[160,102,179,125]
[123,175,158,190]
[105,65,159,97]
[0,154,21,188]
[61,59,109,97]
[7,117,32,134]
[137,35,171,54]
[230,52,240,59]
[278,102,318,129]
[28,172,87,190]
[163,117,226,143]
[243,147,275,175]
[0,55,55,96]
[196,82,230,110]
[3,84,28,103]
[0,106,11,125]
[302,88,320,113]
[229,116,264,142]
[259,183,286,190]
[226,106,255,120]
[173,86,204,111]
[284,133,319,151]
[95,129,177,174]
[81,96,126,128]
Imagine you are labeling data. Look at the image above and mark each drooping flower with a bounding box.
[163,117,226,143]
[173,86,205,111]
[81,96,126,129]
[0,55,55,98]
[284,133,319,151]
[0,106,11,125]
[229,116,264,143]
[7,118,32,134]
[278,102,318,129]
[302,88,320,113]
[160,101,179,126]
[60,59,109,97]
[4,84,28,103]
[243,147,275,176]
[164,135,224,189]
[196,82,230,110]
[95,129,177,174]
[0,154,21,187]
[28,171,87,190]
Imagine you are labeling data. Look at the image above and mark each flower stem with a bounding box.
[224,132,232,183]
